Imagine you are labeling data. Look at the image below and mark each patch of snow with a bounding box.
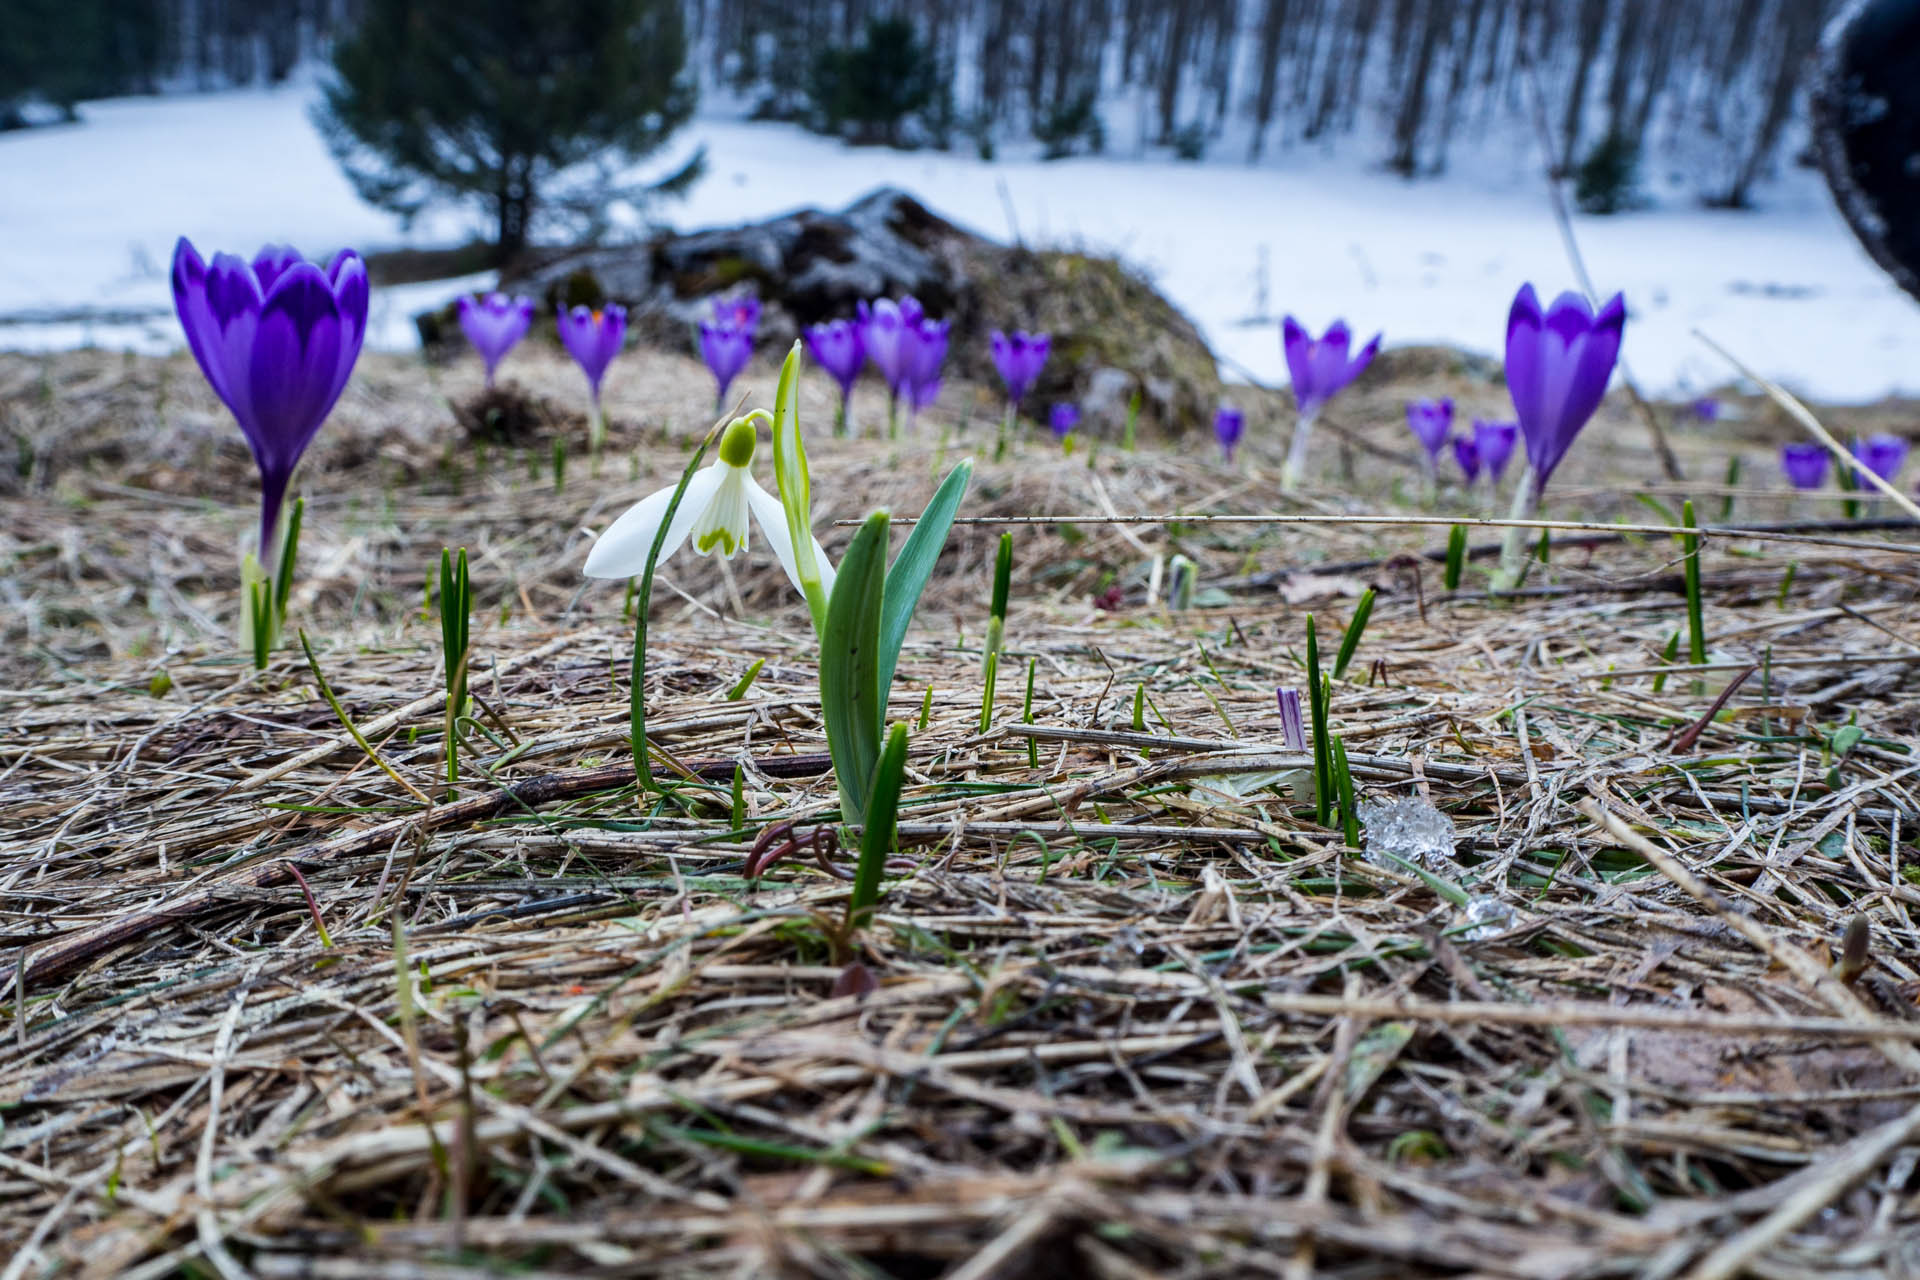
[2,81,1917,403]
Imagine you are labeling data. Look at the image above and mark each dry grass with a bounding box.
[4,342,1920,1277]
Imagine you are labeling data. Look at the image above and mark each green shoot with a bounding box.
[1651,630,1681,694]
[1720,455,1740,522]
[979,651,1000,734]
[1024,657,1038,767]
[848,722,909,926]
[729,762,745,831]
[725,658,765,700]
[1331,735,1359,848]
[1777,561,1797,608]
[1122,387,1141,452]
[1305,615,1332,825]
[918,685,933,731]
[1331,588,1375,681]
[983,532,1012,677]
[1444,524,1468,591]
[820,511,890,820]
[551,435,566,494]
[439,547,471,787]
[1679,500,1706,692]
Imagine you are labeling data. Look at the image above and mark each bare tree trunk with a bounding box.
[1156,0,1193,142]
[1249,0,1290,157]
[1559,0,1610,169]
[1388,0,1444,175]
[1721,0,1823,207]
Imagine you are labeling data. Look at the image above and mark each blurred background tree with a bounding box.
[316,0,702,259]
[807,16,940,146]
[1,0,1844,214]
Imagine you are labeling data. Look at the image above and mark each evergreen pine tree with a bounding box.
[317,0,702,258]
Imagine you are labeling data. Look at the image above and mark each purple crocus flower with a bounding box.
[1781,442,1830,490]
[1453,435,1481,483]
[1505,285,1625,496]
[698,316,754,407]
[1049,402,1080,440]
[1281,315,1381,488]
[860,296,920,400]
[1406,398,1453,465]
[906,315,950,418]
[171,238,367,567]
[1283,317,1381,421]
[805,318,865,434]
[557,303,627,405]
[1215,405,1245,462]
[456,293,535,387]
[990,329,1051,406]
[1853,433,1909,483]
[1276,688,1307,751]
[1493,285,1624,591]
[1472,419,1520,483]
[805,319,865,397]
[714,295,761,337]
[1691,396,1723,423]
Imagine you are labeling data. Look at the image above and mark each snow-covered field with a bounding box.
[3,79,1918,403]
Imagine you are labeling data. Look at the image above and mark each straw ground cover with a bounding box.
[4,342,1920,1277]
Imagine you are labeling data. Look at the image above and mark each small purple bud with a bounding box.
[699,317,754,404]
[1853,433,1909,484]
[1214,405,1245,461]
[456,293,535,387]
[990,329,1052,405]
[1276,688,1307,751]
[1049,402,1080,439]
[1471,420,1520,482]
[1453,435,1481,483]
[1780,442,1829,490]
[1405,398,1453,463]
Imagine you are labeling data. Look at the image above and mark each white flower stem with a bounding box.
[1281,412,1317,492]
[1491,473,1542,594]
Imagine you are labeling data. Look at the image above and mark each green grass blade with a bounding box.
[631,436,716,793]
[821,510,890,821]
[880,460,974,697]
[1331,587,1375,681]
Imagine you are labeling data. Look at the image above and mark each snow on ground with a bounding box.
[3,79,1918,403]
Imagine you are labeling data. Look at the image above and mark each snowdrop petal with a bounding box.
[583,465,725,578]
[691,465,752,558]
[744,473,835,599]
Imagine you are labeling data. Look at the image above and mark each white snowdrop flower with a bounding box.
[583,414,835,597]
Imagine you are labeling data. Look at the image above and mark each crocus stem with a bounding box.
[588,398,606,460]
[1491,474,1542,594]
[887,393,899,441]
[834,396,849,439]
[1281,412,1317,492]
[996,404,1014,462]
